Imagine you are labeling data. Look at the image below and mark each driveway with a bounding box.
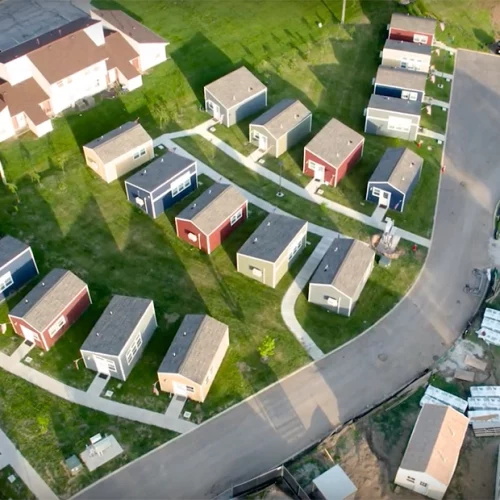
[76,49,498,499]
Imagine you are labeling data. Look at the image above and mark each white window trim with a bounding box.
[372,187,381,197]
[288,236,305,261]
[126,332,143,365]
[413,34,428,44]
[230,208,243,226]
[133,148,147,160]
[48,316,66,338]
[171,173,192,197]
[186,385,195,393]
[0,271,14,293]
[388,116,411,133]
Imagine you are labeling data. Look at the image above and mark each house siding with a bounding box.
[81,350,123,380]
[389,28,434,45]
[0,107,15,142]
[381,49,431,74]
[231,91,267,127]
[204,89,229,127]
[126,183,154,217]
[365,109,420,141]
[308,284,352,316]
[336,142,364,186]
[374,84,424,102]
[404,167,422,209]
[395,468,446,500]
[281,116,312,156]
[207,203,247,254]
[366,182,405,212]
[237,254,275,287]
[176,219,209,253]
[303,149,336,185]
[273,230,307,285]
[249,123,277,156]
[152,169,198,217]
[0,250,38,304]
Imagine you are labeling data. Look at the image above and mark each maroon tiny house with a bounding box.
[175,183,248,254]
[303,118,364,187]
[388,13,436,46]
[8,269,91,351]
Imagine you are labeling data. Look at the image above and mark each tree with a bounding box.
[29,169,41,186]
[258,336,276,360]
[6,182,19,202]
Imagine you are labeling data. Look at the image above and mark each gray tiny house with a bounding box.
[80,295,157,381]
[249,99,312,158]
[365,94,421,141]
[204,67,267,127]
[308,238,375,317]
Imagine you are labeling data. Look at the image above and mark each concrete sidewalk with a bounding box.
[423,96,449,109]
[281,236,335,360]
[432,69,454,79]
[87,374,110,397]
[10,341,34,363]
[0,428,59,500]
[418,128,446,142]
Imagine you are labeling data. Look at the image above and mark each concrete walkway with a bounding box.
[165,396,187,419]
[432,69,454,80]
[418,128,446,142]
[248,148,266,162]
[0,428,59,500]
[0,352,196,434]
[372,205,388,223]
[10,341,34,363]
[87,374,110,397]
[433,40,457,54]
[423,96,449,109]
[281,236,336,360]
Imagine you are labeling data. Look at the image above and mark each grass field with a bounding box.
[426,75,452,102]
[420,105,449,135]
[0,368,175,497]
[295,243,426,353]
[0,466,35,500]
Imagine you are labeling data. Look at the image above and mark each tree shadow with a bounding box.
[474,28,495,50]
[170,32,234,106]
[91,0,143,22]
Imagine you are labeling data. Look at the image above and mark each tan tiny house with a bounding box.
[157,314,229,403]
[83,121,153,183]
[237,213,308,288]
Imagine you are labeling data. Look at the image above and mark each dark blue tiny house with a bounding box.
[366,148,423,213]
[373,67,427,103]
[0,235,39,303]
[125,152,198,219]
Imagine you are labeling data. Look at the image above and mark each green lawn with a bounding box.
[420,105,449,135]
[0,466,35,500]
[431,49,455,75]
[212,116,257,156]
[295,243,426,353]
[425,76,452,102]
[174,135,374,241]
[0,368,176,498]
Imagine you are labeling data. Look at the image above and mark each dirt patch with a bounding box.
[436,339,488,382]
[164,312,180,324]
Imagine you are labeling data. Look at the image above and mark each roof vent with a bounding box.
[324,264,329,271]
[267,221,271,226]
[348,140,353,145]
[41,282,45,286]
[191,203,197,209]
[402,176,405,181]
[141,170,147,175]
[183,331,187,336]
[410,161,415,167]
[96,332,100,336]
[248,86,253,92]
[161,158,164,163]
[110,310,113,315]
[25,299,29,303]
[208,189,212,194]
[334,247,338,252]
[232,95,236,101]
[173,352,176,357]
[253,237,258,243]
[295,114,300,119]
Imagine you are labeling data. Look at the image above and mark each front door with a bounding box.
[379,190,391,208]
[314,163,325,182]
[20,325,36,343]
[94,355,110,376]
[208,101,220,120]
[258,133,268,151]
[173,381,188,397]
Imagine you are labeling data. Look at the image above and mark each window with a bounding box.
[288,236,305,261]
[48,316,66,338]
[402,90,418,102]
[186,386,195,393]
[0,272,14,293]
[420,481,428,487]
[106,359,117,372]
[57,80,64,88]
[171,173,192,197]
[388,116,411,133]
[251,267,263,278]
[372,187,381,197]
[413,34,428,44]
[133,148,147,160]
[230,209,243,226]
[407,476,415,484]
[126,332,143,365]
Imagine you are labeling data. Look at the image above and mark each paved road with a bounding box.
[77,49,498,499]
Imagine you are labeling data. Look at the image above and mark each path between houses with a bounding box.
[0,428,59,500]
[431,69,454,80]
[423,96,449,109]
[0,350,196,434]
[418,128,447,142]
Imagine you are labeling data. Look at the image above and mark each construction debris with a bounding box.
[465,355,488,372]
[454,370,475,382]
[420,385,468,413]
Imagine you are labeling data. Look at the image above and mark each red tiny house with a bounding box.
[388,28,433,45]
[175,184,248,255]
[8,269,91,351]
[388,13,436,46]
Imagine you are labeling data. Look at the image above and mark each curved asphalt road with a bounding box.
[76,50,499,499]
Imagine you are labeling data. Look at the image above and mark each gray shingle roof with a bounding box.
[84,122,152,165]
[310,239,374,298]
[384,39,432,56]
[369,147,423,194]
[0,235,30,270]
[176,183,247,235]
[304,118,364,168]
[368,94,421,116]
[375,66,427,92]
[9,269,87,332]
[204,67,266,110]
[390,13,437,35]
[125,152,195,194]
[158,314,228,385]
[80,295,153,356]
[251,99,311,139]
[238,213,307,263]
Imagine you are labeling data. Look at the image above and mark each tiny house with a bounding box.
[382,39,432,74]
[125,152,197,218]
[374,66,427,102]
[388,13,437,46]
[0,235,38,304]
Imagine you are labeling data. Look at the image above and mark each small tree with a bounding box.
[29,169,41,186]
[258,336,276,360]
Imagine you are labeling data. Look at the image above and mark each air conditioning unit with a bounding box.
[135,197,145,207]
[251,267,263,278]
[188,232,198,242]
[327,297,338,307]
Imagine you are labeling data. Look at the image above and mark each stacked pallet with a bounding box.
[468,386,500,437]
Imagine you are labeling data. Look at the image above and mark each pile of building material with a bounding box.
[477,308,500,346]
[467,386,500,437]
[420,385,468,413]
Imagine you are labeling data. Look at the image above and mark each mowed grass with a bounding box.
[0,368,175,497]
[295,243,426,353]
[420,105,449,135]
[0,466,35,500]
[425,75,452,102]
[212,116,257,157]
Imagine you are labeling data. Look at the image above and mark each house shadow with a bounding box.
[91,0,143,22]
[170,32,234,106]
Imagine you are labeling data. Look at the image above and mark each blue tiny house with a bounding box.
[366,148,423,212]
[125,152,198,219]
[0,235,39,303]
[373,67,427,103]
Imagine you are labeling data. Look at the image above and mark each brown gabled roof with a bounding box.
[400,404,469,487]
[104,30,140,80]
[91,9,168,45]
[27,30,107,84]
[0,78,50,125]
